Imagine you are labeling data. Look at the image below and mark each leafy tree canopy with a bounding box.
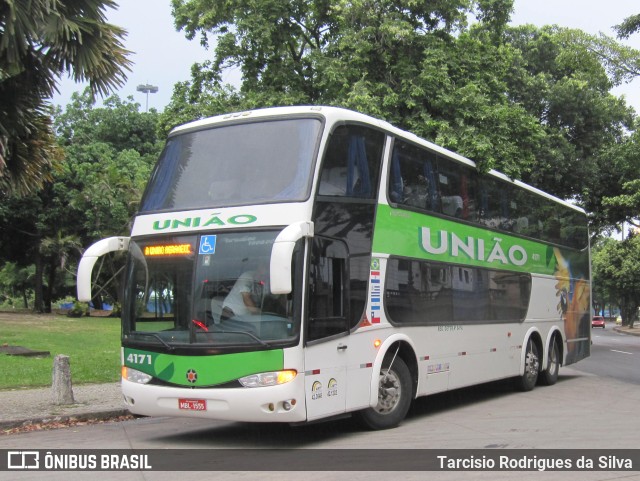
[615,13,640,40]
[592,235,640,326]
[0,0,132,195]
[0,91,160,311]
[165,0,640,234]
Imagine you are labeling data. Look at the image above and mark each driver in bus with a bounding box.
[221,261,268,320]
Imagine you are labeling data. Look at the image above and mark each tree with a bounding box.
[615,13,640,39]
[0,91,160,312]
[0,262,34,308]
[0,0,131,195]
[166,0,542,175]
[591,235,640,327]
[502,26,638,232]
[589,12,640,233]
[165,1,640,235]
[54,91,160,239]
[595,129,640,233]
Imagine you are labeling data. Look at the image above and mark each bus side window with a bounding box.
[318,126,383,199]
[307,237,349,342]
[478,176,509,230]
[437,157,476,221]
[385,257,531,325]
[389,140,439,212]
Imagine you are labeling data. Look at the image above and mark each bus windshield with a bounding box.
[140,118,323,212]
[122,231,301,348]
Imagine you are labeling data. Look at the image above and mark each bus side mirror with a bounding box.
[270,222,313,295]
[77,237,130,302]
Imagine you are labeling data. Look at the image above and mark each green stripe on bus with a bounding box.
[124,348,284,387]
[372,204,559,275]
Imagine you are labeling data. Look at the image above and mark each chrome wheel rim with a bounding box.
[524,342,539,383]
[548,343,558,374]
[374,368,401,414]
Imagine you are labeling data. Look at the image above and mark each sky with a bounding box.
[52,0,640,113]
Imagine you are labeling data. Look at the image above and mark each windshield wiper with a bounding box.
[205,329,269,347]
[138,332,175,351]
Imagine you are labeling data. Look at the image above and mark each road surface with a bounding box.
[1,326,639,481]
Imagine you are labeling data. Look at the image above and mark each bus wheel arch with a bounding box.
[539,331,563,386]
[517,331,542,392]
[358,339,417,430]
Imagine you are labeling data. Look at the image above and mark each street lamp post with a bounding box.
[136,83,158,112]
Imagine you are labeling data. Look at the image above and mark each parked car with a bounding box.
[592,315,605,329]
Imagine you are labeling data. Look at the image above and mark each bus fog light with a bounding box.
[283,400,293,411]
[122,366,152,384]
[239,370,297,387]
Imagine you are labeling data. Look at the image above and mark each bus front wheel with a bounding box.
[358,356,412,430]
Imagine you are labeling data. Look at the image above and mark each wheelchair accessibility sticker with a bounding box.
[199,235,217,255]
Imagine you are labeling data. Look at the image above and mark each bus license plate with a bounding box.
[178,399,207,411]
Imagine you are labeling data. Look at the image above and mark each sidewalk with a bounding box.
[0,382,130,433]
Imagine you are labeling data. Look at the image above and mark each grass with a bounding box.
[0,311,121,389]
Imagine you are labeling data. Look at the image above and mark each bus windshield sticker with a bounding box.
[199,235,217,255]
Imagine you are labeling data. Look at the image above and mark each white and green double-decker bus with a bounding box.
[77,106,590,429]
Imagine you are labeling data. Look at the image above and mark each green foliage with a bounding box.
[53,295,77,308]
[67,301,89,318]
[164,1,640,235]
[52,92,161,229]
[592,235,640,327]
[502,26,637,232]
[0,91,162,312]
[597,128,640,232]
[615,13,640,40]
[0,0,132,195]
[0,262,34,308]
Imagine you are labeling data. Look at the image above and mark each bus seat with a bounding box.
[319,167,348,195]
[442,195,463,217]
[210,296,224,324]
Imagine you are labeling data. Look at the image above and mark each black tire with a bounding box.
[358,356,412,430]
[516,337,540,392]
[539,337,560,386]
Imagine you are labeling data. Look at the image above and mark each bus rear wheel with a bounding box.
[539,337,560,386]
[358,356,412,430]
[517,337,540,392]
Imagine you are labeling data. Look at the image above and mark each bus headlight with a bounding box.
[239,370,297,387]
[122,366,152,384]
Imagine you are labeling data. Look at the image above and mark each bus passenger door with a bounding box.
[304,237,349,421]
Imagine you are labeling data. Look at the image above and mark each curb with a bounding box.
[0,409,131,432]
[612,326,640,336]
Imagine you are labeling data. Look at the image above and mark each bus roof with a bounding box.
[170,106,586,215]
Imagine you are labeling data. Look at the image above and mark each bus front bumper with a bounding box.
[121,376,307,423]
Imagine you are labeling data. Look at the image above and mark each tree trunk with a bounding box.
[620,297,637,327]
[44,257,57,313]
[33,241,45,313]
